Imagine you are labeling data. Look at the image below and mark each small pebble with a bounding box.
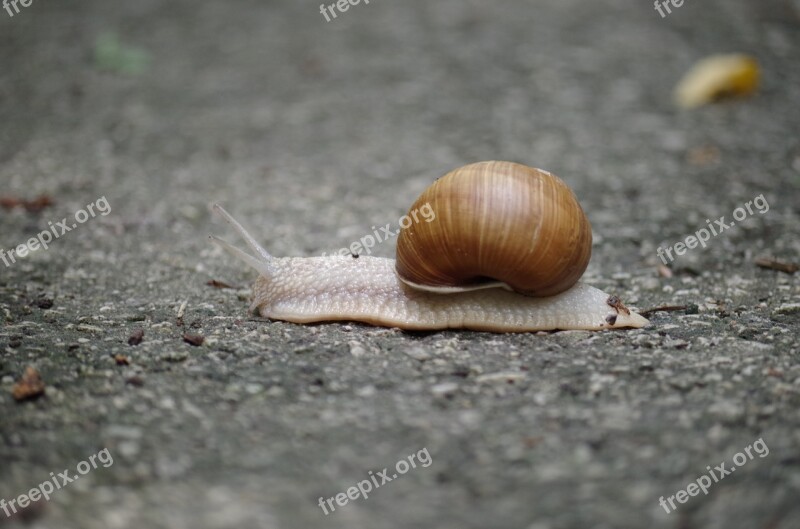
[430,382,459,396]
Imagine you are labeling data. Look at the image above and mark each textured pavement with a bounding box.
[1,1,799,528]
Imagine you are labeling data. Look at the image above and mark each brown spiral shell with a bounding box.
[395,161,593,297]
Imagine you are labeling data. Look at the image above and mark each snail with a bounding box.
[209,161,648,332]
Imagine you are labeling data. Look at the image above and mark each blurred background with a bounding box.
[1,1,799,528]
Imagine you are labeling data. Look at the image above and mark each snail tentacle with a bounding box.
[209,235,274,279]
[212,204,274,266]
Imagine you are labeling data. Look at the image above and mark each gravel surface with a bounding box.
[1,1,799,528]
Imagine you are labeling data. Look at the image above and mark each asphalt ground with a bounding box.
[1,1,799,528]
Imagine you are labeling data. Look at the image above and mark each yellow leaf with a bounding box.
[674,54,760,109]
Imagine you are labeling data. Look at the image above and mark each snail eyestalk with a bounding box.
[212,203,274,265]
[208,235,274,279]
[210,204,276,278]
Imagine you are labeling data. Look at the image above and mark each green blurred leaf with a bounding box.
[94,32,149,76]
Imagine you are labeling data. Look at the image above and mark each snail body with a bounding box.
[210,161,648,332]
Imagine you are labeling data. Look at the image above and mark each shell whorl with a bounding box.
[395,161,593,297]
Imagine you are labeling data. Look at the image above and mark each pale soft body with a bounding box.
[210,205,648,332]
